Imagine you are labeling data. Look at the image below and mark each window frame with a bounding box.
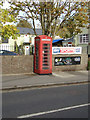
[79,34,89,44]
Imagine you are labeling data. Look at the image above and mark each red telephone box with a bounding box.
[34,35,52,74]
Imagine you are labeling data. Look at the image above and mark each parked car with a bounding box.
[0,50,18,55]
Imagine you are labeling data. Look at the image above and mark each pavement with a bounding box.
[1,70,89,91]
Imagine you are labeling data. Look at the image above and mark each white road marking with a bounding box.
[17,103,90,118]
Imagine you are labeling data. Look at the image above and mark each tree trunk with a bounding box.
[47,7,51,37]
[32,18,37,36]
[40,2,46,35]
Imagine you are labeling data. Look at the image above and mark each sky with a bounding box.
[2,0,10,9]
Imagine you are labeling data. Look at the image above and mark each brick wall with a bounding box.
[1,54,88,74]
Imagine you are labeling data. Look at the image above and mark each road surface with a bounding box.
[2,83,89,118]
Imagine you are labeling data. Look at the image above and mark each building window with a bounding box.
[80,34,89,44]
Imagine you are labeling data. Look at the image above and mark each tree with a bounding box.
[9,1,89,39]
[56,5,89,39]
[0,2,20,41]
[17,19,32,28]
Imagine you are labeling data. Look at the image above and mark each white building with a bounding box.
[0,27,42,54]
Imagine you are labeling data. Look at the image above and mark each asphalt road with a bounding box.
[2,84,89,118]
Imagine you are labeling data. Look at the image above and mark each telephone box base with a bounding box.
[35,73,52,75]
[34,70,52,75]
[34,69,52,75]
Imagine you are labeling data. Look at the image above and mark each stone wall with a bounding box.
[1,54,88,74]
[1,55,33,74]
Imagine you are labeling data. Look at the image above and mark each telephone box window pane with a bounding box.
[43,64,49,66]
[43,47,48,49]
[44,51,49,53]
[43,59,48,62]
[43,54,48,56]
[42,67,49,69]
[43,44,49,46]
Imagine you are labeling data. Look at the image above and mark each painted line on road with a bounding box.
[17,103,90,118]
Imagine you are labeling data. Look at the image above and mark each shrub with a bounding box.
[87,60,90,70]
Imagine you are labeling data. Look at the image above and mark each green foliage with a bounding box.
[17,19,32,28]
[1,25,20,39]
[87,60,90,70]
[56,2,89,39]
[56,26,70,39]
[0,2,20,40]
